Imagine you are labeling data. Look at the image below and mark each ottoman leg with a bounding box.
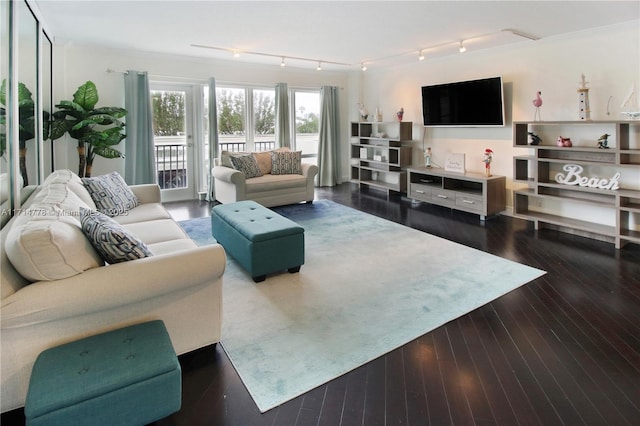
[253,275,267,283]
[288,266,301,273]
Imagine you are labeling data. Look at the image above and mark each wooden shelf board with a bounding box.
[521,211,616,236]
[620,229,640,243]
[359,179,400,191]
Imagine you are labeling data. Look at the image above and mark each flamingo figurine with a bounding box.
[533,91,543,121]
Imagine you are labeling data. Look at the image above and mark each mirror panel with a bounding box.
[42,32,52,175]
[1,1,51,228]
[17,0,39,193]
[1,0,11,226]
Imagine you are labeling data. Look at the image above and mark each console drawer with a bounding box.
[456,193,484,212]
[409,184,432,200]
[430,189,457,207]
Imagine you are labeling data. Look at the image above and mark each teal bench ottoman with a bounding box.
[211,200,304,282]
[25,320,181,426]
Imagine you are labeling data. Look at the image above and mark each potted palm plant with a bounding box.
[50,81,127,177]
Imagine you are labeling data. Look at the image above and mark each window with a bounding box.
[292,90,320,163]
[215,86,276,152]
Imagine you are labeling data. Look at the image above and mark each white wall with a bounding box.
[53,45,350,178]
[352,21,639,209]
[53,21,638,210]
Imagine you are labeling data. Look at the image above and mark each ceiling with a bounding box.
[34,1,640,71]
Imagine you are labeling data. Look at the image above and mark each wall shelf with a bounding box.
[512,120,640,249]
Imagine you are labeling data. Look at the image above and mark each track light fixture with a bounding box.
[191,28,537,70]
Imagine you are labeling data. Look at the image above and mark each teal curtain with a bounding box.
[317,86,341,187]
[207,77,219,201]
[275,83,290,148]
[124,70,156,184]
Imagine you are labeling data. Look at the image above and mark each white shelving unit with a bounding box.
[512,120,640,249]
[350,121,413,195]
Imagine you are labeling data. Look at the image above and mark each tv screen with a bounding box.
[421,76,505,127]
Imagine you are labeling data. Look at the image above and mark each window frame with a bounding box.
[215,84,276,153]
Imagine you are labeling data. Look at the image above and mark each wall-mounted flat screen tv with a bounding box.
[421,76,505,127]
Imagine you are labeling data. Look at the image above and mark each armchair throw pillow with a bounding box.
[230,154,263,178]
[271,150,303,175]
[80,208,152,264]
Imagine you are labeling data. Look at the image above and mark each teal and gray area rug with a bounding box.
[179,200,545,412]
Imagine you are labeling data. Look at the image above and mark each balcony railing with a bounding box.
[219,141,276,152]
[155,143,187,189]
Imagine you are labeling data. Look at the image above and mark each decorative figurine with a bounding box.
[532,91,543,121]
[424,147,432,167]
[357,103,368,121]
[557,136,572,147]
[483,148,493,176]
[578,74,591,121]
[397,107,404,121]
[528,132,542,145]
[597,133,611,149]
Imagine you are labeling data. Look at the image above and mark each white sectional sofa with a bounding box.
[0,170,226,413]
[212,149,318,207]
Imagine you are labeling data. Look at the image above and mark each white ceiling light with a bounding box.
[418,50,425,61]
[459,41,467,53]
[280,57,286,67]
[361,62,367,71]
[317,61,322,71]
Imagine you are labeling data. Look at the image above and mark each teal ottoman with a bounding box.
[25,320,181,426]
[212,200,304,282]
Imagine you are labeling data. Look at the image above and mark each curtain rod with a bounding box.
[106,69,343,89]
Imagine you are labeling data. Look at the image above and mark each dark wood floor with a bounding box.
[4,184,639,425]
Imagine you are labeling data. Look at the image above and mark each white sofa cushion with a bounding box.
[43,169,96,209]
[4,181,104,282]
[5,219,103,282]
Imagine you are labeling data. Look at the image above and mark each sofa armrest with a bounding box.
[212,165,246,185]
[302,163,319,178]
[1,245,226,328]
[129,184,161,204]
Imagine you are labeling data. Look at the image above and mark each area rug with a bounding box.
[179,200,545,412]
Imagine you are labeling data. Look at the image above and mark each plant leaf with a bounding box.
[93,106,127,118]
[49,119,74,140]
[93,146,125,159]
[73,81,98,111]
